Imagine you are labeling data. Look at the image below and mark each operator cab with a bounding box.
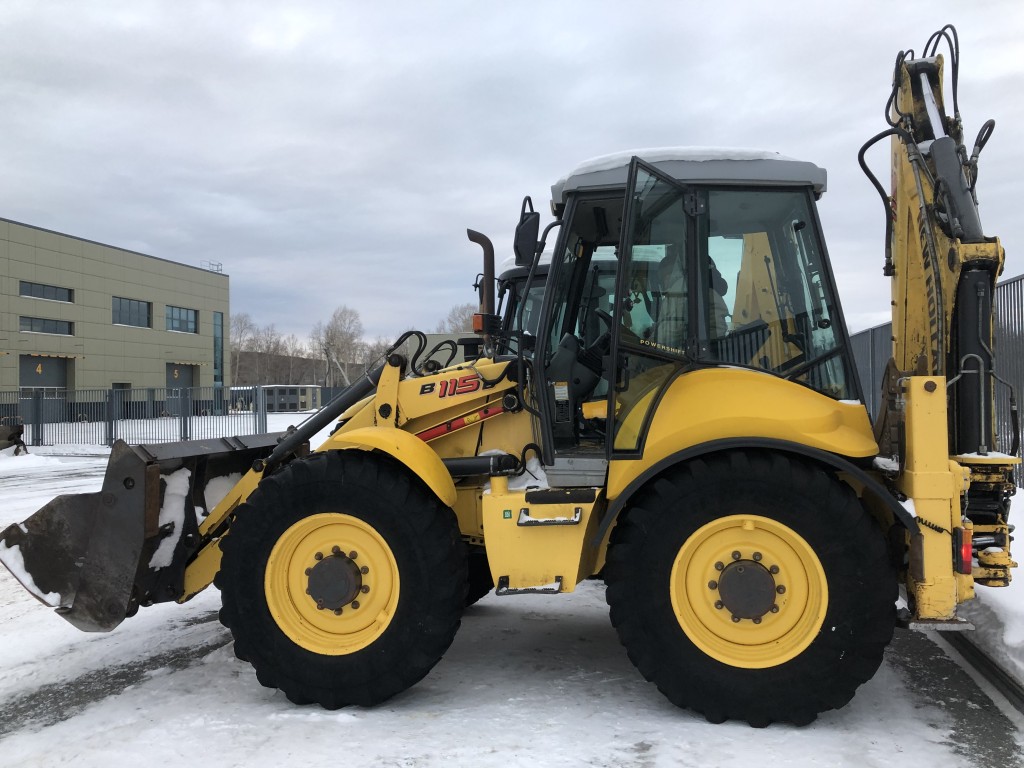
[516,149,861,477]
[496,262,548,356]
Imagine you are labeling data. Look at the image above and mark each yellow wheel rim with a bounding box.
[670,514,828,669]
[265,513,400,656]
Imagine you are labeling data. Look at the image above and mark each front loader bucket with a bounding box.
[0,433,287,632]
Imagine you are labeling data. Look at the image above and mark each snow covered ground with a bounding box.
[1,417,1022,767]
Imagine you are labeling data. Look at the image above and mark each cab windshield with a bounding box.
[698,187,852,399]
[543,185,855,403]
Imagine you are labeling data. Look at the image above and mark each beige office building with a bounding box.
[0,217,229,394]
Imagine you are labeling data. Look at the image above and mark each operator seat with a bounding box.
[653,252,731,346]
[655,251,687,350]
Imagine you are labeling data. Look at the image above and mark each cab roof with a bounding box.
[550,147,828,208]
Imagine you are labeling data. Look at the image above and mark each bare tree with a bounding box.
[230,313,323,387]
[360,336,393,369]
[310,306,364,387]
[435,303,477,334]
[230,312,257,382]
[250,324,284,385]
[280,334,311,384]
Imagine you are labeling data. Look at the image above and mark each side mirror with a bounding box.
[513,196,540,267]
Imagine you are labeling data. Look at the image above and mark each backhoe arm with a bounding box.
[861,26,1018,618]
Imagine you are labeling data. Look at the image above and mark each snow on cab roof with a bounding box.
[551,146,827,206]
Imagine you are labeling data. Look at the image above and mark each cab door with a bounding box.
[607,158,701,455]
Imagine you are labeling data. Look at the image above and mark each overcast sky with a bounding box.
[2,1,1022,342]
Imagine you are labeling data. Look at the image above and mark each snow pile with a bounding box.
[203,473,243,516]
[509,456,548,491]
[959,497,1024,683]
[26,444,115,457]
[478,454,549,495]
[148,468,192,570]
[0,537,61,607]
[0,453,68,471]
[564,147,799,179]
[960,581,1024,683]
[872,456,900,473]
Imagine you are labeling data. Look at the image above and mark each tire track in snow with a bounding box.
[886,629,1024,768]
[0,612,228,738]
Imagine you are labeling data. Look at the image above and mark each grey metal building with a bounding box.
[0,217,229,394]
[850,272,1023,462]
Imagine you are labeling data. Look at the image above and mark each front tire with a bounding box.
[604,450,896,726]
[217,450,466,708]
[464,546,494,606]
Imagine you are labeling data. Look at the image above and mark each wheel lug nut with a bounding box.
[714,561,725,571]
[714,601,724,610]
[731,551,741,561]
[777,585,786,594]
[334,608,343,616]
[753,617,762,624]
[708,580,718,590]
[360,585,370,594]
[360,566,369,575]
[304,568,312,576]
[316,600,325,610]
[731,615,741,623]
[770,605,780,613]
[352,601,360,609]
[314,552,323,561]
[769,565,779,574]
[349,551,358,560]
[332,545,341,555]
[753,552,762,561]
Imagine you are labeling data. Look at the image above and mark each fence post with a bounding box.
[179,389,190,441]
[257,386,268,434]
[32,390,43,447]
[106,389,115,446]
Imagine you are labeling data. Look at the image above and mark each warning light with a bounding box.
[952,527,973,575]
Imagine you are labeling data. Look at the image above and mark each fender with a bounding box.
[594,437,918,548]
[319,426,457,508]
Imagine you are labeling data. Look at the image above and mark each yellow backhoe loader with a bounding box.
[1,25,1017,726]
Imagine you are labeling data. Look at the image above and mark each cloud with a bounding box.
[2,0,1023,341]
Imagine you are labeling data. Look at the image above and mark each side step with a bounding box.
[496,575,563,595]
[897,607,975,631]
[517,507,582,527]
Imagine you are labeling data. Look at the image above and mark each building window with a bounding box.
[213,311,224,385]
[167,305,198,333]
[20,316,74,335]
[113,297,152,328]
[20,281,74,303]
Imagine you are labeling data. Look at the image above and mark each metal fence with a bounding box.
[850,273,1024,467]
[0,386,270,447]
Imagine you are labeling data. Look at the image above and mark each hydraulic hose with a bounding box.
[858,126,914,276]
[261,360,386,474]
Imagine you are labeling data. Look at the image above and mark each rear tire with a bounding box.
[216,450,466,708]
[604,450,896,726]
